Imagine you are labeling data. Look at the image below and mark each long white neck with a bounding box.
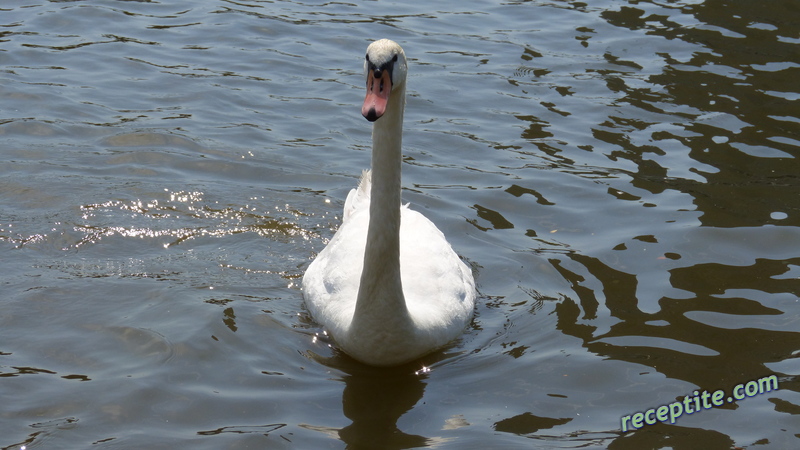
[352,83,413,334]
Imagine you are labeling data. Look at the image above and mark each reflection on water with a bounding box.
[2,0,799,448]
[339,368,430,448]
[597,0,800,229]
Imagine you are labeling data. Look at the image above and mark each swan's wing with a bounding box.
[304,171,371,334]
[302,206,369,336]
[343,170,371,222]
[399,208,476,334]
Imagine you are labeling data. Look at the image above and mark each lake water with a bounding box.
[2,0,799,448]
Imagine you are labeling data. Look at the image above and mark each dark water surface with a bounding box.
[2,0,799,448]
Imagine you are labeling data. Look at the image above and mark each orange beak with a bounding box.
[362,70,392,122]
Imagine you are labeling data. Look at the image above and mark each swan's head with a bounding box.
[362,39,407,122]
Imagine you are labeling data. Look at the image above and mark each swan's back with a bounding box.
[302,170,475,364]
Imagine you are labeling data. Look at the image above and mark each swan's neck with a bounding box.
[353,83,413,333]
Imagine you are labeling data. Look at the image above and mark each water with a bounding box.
[2,0,799,448]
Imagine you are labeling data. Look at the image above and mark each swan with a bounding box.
[302,39,476,366]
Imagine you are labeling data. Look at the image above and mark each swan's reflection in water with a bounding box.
[339,367,429,448]
[307,348,456,449]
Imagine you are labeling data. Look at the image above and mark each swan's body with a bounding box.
[302,39,475,366]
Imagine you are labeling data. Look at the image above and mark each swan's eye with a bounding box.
[365,54,370,62]
[392,54,398,63]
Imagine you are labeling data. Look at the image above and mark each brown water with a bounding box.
[1,0,799,448]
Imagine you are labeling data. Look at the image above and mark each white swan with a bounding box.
[302,39,476,366]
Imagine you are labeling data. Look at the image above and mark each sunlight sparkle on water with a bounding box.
[415,366,431,376]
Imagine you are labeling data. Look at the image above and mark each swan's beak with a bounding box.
[362,70,392,122]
